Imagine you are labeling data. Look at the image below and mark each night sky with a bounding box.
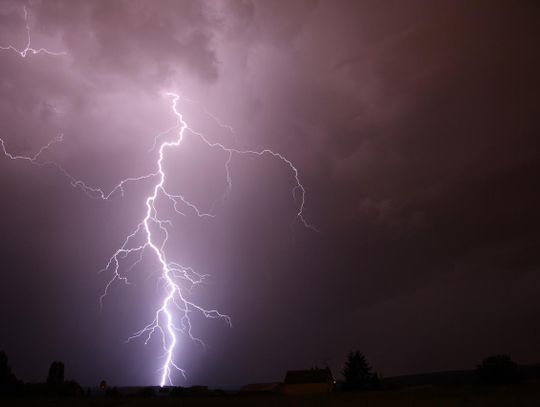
[1,0,540,388]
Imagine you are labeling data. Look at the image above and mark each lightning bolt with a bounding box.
[99,93,316,386]
[0,5,65,58]
[1,6,316,386]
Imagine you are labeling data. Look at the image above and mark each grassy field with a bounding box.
[2,382,540,406]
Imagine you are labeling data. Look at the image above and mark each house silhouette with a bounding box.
[282,367,335,395]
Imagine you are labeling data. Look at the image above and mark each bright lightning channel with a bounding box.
[0,6,316,387]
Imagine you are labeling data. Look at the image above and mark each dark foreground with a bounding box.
[3,382,540,407]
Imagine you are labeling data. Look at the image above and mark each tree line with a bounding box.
[0,348,527,397]
[0,351,82,397]
[341,351,523,391]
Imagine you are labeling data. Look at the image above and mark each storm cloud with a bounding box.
[1,0,539,387]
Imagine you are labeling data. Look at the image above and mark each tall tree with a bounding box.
[46,361,65,386]
[0,351,20,395]
[342,351,378,391]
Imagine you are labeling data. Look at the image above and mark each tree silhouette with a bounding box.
[46,361,65,386]
[342,351,378,391]
[476,354,520,385]
[0,351,14,382]
[0,351,20,395]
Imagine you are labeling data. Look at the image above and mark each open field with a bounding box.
[3,382,540,407]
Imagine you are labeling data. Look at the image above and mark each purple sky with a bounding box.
[1,0,540,387]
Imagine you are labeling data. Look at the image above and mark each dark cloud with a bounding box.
[31,0,220,84]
